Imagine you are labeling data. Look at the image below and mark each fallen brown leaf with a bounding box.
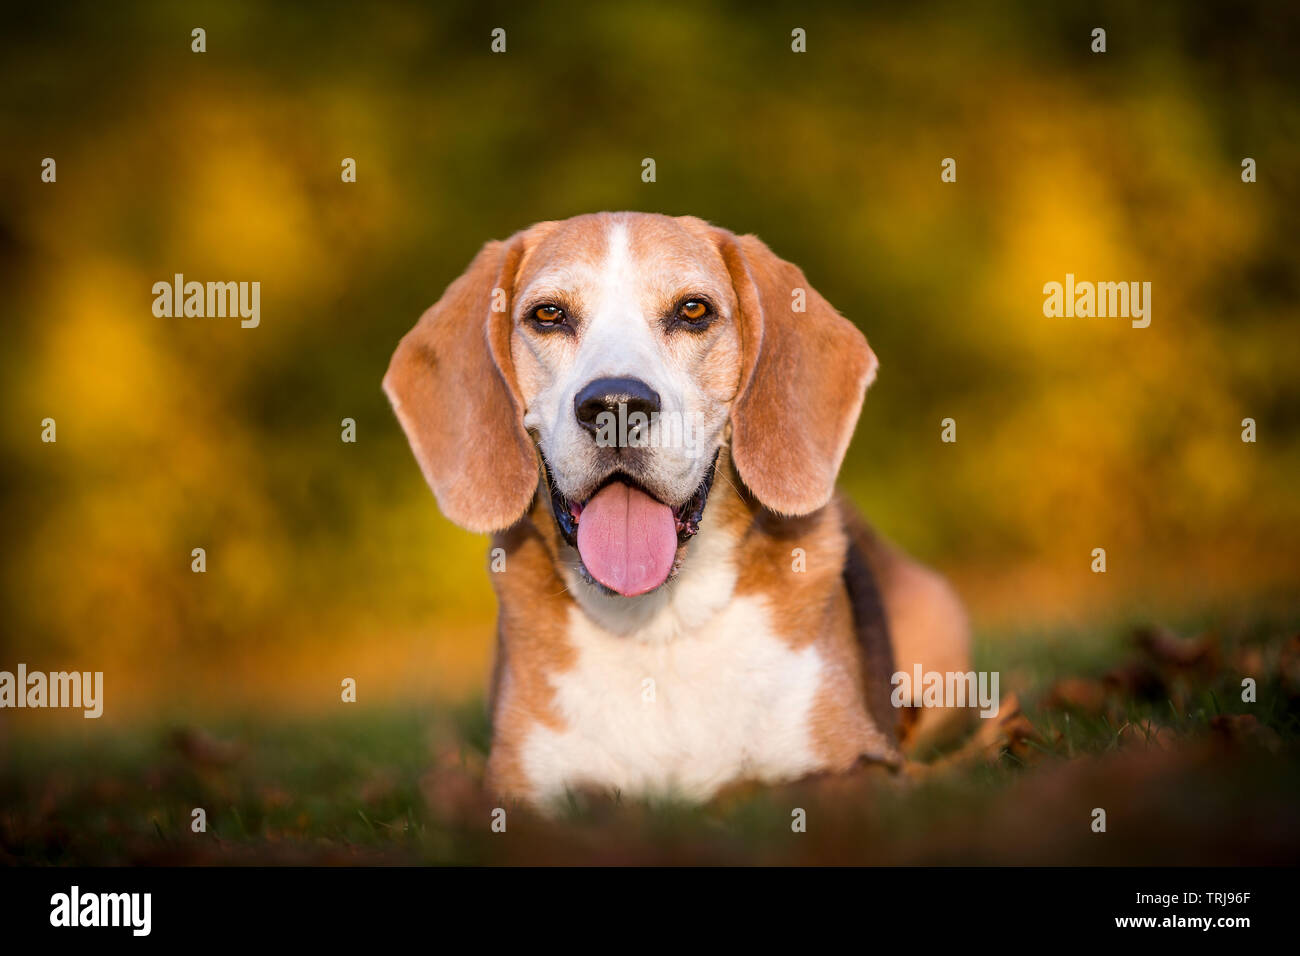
[168,727,243,767]
[1133,624,1216,671]
[1044,677,1108,715]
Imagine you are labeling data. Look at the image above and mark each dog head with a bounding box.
[384,212,876,597]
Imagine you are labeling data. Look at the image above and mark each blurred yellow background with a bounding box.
[2,1,1297,722]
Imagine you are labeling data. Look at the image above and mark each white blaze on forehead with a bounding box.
[572,221,682,414]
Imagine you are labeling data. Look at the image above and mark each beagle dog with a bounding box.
[384,212,970,806]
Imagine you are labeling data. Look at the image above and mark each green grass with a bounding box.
[3,613,1299,865]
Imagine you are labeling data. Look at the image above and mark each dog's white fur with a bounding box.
[525,599,825,803]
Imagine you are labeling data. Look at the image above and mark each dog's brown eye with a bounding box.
[678,301,709,322]
[533,305,565,325]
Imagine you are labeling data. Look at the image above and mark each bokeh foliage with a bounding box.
[2,0,1297,714]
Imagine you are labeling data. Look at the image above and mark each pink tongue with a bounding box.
[576,481,678,596]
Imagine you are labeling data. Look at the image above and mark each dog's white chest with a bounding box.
[518,595,826,803]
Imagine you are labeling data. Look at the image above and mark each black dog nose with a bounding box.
[574,377,661,435]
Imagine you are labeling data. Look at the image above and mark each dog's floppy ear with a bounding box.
[716,229,878,516]
[383,235,537,533]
